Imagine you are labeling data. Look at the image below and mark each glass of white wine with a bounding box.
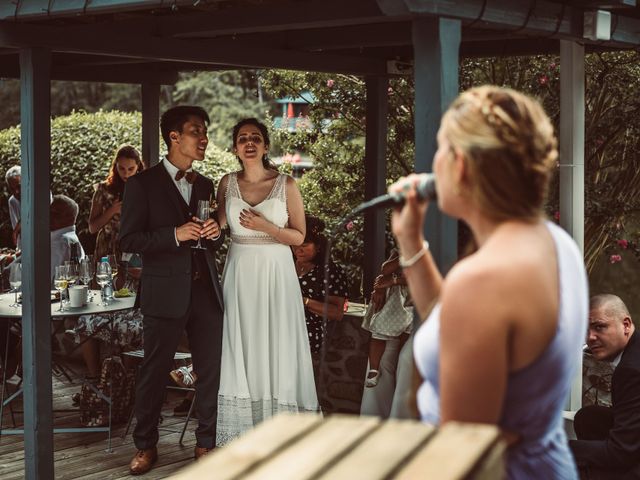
[53,265,68,312]
[192,200,210,250]
[8,262,21,308]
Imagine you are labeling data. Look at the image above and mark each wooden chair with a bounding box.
[122,350,196,446]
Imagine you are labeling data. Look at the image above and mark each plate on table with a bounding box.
[113,288,134,298]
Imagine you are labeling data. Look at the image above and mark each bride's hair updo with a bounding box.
[442,85,558,222]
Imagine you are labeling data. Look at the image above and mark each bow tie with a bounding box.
[175,170,197,184]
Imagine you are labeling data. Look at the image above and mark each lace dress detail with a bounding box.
[217,171,319,446]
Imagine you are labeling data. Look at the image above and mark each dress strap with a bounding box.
[272,173,287,203]
[225,172,241,200]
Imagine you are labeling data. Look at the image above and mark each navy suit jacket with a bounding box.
[119,162,225,319]
[572,330,640,474]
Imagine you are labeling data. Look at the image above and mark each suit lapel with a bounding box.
[157,163,190,222]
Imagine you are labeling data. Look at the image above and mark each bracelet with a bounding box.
[399,240,429,268]
[304,297,309,306]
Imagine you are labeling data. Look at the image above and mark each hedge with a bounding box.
[0,110,237,251]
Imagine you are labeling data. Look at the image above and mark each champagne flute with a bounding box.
[192,200,210,250]
[95,261,111,306]
[8,262,21,308]
[53,265,68,312]
[65,261,79,286]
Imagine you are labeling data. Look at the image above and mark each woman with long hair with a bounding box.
[89,145,144,261]
[390,86,588,478]
[215,118,319,445]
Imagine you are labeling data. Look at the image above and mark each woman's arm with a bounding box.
[215,174,229,230]
[303,294,345,321]
[88,185,121,234]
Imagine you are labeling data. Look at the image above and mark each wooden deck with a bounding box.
[0,359,197,479]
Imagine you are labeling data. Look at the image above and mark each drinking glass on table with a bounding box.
[95,261,111,307]
[53,265,68,312]
[79,258,94,301]
[192,200,210,250]
[8,262,21,308]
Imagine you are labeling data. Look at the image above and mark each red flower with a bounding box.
[345,221,354,232]
[617,239,629,249]
[538,75,549,86]
[326,79,335,88]
[610,254,622,264]
[554,211,560,221]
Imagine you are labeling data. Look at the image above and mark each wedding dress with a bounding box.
[216,172,319,445]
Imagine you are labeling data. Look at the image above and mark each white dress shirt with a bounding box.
[162,157,193,205]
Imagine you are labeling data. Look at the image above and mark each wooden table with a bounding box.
[170,413,505,480]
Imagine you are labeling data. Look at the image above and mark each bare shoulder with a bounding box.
[284,174,300,190]
[217,173,231,188]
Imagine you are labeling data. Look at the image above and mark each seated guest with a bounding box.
[50,194,84,284]
[570,294,640,479]
[292,214,348,393]
[5,165,21,248]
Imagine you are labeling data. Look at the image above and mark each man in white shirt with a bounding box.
[50,194,84,285]
[5,165,21,248]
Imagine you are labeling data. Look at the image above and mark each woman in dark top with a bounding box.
[293,215,348,386]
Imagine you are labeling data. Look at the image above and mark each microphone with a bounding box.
[352,173,437,214]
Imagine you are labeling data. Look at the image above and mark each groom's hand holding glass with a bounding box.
[175,217,220,244]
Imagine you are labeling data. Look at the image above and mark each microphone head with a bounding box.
[416,173,437,201]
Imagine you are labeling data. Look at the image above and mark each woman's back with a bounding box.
[415,221,588,479]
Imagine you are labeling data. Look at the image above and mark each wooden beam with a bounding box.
[382,0,640,46]
[559,39,585,412]
[142,83,160,167]
[19,46,54,480]
[363,76,389,300]
[67,0,398,38]
[413,16,460,273]
[0,21,388,75]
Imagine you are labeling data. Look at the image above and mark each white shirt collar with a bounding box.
[612,350,624,368]
[162,157,193,178]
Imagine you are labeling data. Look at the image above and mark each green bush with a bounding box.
[0,110,237,252]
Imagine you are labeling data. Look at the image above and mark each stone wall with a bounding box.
[318,312,369,414]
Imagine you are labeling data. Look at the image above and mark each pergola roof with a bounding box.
[0,0,638,84]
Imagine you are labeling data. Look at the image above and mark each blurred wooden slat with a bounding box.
[170,413,323,480]
[394,422,503,480]
[242,415,380,480]
[317,418,436,480]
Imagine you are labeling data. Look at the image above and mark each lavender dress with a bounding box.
[414,222,588,479]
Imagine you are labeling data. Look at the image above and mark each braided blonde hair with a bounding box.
[442,85,558,222]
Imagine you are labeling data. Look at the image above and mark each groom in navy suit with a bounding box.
[119,106,225,475]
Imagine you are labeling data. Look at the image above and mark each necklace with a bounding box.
[296,262,314,277]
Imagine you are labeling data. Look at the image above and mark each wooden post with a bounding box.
[412,17,461,273]
[363,76,389,299]
[560,39,585,412]
[20,46,54,480]
[142,82,160,167]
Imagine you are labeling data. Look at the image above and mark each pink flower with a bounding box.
[550,63,556,69]
[387,87,393,95]
[617,239,629,249]
[554,211,560,221]
[538,75,548,86]
[345,221,354,232]
[326,79,334,88]
[610,254,622,264]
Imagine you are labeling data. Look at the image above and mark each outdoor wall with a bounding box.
[319,312,369,414]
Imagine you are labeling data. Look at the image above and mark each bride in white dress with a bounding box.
[215,118,319,445]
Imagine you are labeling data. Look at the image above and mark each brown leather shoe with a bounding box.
[129,447,158,475]
[194,446,214,460]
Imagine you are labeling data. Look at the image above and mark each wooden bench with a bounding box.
[170,413,505,479]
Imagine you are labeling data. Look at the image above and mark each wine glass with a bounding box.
[8,262,21,308]
[192,200,210,250]
[65,261,79,286]
[95,261,111,306]
[53,265,68,312]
